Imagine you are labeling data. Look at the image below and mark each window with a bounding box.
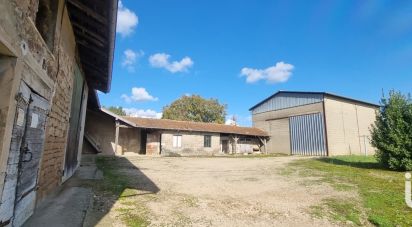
[35,0,58,50]
[204,135,211,147]
[173,135,182,148]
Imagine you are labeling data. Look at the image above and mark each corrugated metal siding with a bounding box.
[290,113,327,156]
[252,93,324,115]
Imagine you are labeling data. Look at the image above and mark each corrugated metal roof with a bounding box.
[249,91,380,113]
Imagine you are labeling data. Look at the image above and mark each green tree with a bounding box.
[162,95,226,124]
[106,106,126,116]
[371,91,412,170]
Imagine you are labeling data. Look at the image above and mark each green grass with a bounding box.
[96,157,150,227]
[311,198,363,225]
[287,155,412,227]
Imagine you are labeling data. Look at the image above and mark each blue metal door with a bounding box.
[289,113,327,156]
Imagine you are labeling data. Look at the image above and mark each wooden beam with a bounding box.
[72,22,107,45]
[68,0,107,24]
[115,121,120,155]
[77,41,108,59]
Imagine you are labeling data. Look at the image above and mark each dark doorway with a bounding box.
[140,130,147,154]
[222,140,229,153]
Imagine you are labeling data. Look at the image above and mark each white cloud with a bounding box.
[149,53,194,73]
[124,108,162,119]
[121,87,158,103]
[122,49,144,72]
[241,61,294,84]
[117,1,138,37]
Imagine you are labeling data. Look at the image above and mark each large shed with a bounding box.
[250,91,379,156]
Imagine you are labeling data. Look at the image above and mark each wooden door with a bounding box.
[12,82,49,226]
[222,140,229,153]
[64,66,85,180]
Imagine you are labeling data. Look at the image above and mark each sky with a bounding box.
[99,0,412,126]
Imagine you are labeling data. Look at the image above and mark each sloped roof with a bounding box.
[249,91,380,111]
[67,0,118,93]
[122,117,268,137]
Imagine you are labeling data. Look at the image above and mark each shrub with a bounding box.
[371,91,412,170]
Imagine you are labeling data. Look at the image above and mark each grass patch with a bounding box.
[311,198,363,226]
[288,155,412,227]
[96,157,150,227]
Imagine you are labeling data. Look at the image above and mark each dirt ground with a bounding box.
[95,156,353,226]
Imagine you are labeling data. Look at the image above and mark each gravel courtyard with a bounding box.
[93,156,350,226]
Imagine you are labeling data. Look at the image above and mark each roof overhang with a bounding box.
[67,0,118,93]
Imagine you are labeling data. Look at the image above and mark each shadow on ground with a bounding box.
[84,155,160,226]
[316,157,386,170]
[24,154,159,227]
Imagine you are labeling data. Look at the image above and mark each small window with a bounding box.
[204,135,211,147]
[35,0,58,50]
[173,135,182,148]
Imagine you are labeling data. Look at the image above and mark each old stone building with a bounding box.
[0,0,117,225]
[84,109,269,156]
[250,91,379,156]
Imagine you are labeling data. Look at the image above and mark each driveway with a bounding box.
[93,156,346,226]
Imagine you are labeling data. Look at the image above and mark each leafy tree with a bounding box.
[371,91,412,170]
[162,95,226,124]
[106,106,126,116]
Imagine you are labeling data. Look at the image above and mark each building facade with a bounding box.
[84,109,269,156]
[250,91,379,156]
[0,0,117,225]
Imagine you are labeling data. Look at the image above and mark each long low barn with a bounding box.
[83,109,269,156]
[250,91,379,156]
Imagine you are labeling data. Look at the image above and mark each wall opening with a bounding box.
[35,0,59,50]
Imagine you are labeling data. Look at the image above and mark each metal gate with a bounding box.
[289,113,327,156]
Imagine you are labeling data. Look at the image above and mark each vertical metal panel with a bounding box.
[290,113,326,156]
[252,93,324,114]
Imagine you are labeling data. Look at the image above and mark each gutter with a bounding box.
[105,0,119,93]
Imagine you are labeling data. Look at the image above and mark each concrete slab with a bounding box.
[23,187,92,227]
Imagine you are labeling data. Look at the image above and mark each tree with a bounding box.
[106,106,126,116]
[371,91,412,170]
[162,95,226,124]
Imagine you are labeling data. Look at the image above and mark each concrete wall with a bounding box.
[84,110,142,155]
[0,0,87,224]
[252,102,323,154]
[267,118,290,154]
[324,96,377,156]
[161,131,221,156]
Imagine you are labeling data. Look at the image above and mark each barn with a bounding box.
[250,91,379,156]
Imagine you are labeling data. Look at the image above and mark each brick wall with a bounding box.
[0,0,79,203]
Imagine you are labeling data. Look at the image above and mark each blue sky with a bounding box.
[99,0,412,126]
